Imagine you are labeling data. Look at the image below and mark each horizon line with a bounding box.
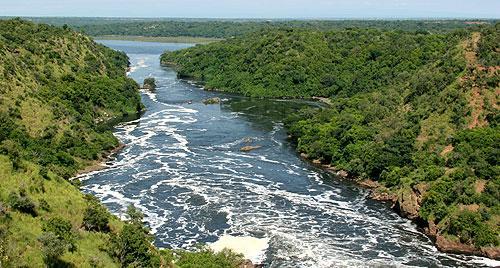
[0,16,499,21]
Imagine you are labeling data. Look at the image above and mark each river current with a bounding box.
[79,40,498,268]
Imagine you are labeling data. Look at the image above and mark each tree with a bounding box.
[143,77,156,91]
[82,195,110,232]
[38,232,67,267]
[7,191,37,217]
[108,205,159,267]
[42,217,76,252]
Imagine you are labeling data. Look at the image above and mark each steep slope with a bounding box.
[161,28,464,98]
[161,25,499,258]
[0,18,143,267]
[0,19,244,267]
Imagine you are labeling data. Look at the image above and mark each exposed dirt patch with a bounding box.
[468,87,487,129]
[459,204,480,212]
[440,144,454,157]
[461,32,491,129]
[474,180,487,193]
[463,32,480,67]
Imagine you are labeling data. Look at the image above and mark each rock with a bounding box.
[336,170,348,178]
[239,259,264,268]
[202,97,221,104]
[142,77,156,91]
[369,189,397,202]
[435,235,479,255]
[395,188,420,220]
[322,165,337,173]
[300,153,309,159]
[312,159,321,165]
[481,247,500,260]
[413,182,429,205]
[425,220,438,237]
[240,145,262,152]
[358,179,380,189]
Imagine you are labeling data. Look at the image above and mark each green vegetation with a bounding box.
[21,17,496,38]
[162,28,466,98]
[94,35,222,44]
[0,19,244,267]
[163,25,499,251]
[143,77,157,91]
[477,23,500,66]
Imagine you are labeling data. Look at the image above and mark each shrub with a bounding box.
[447,210,499,247]
[7,191,37,217]
[82,195,110,232]
[143,77,156,91]
[38,199,51,212]
[38,232,67,267]
[42,217,76,252]
[108,205,158,267]
[175,248,244,268]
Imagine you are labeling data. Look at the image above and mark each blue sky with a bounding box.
[1,0,498,18]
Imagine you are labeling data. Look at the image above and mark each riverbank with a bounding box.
[94,35,222,44]
[76,143,126,177]
[299,153,500,260]
[163,61,500,261]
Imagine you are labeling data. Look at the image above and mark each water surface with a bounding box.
[80,40,497,268]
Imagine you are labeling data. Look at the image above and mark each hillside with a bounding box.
[0,19,243,267]
[161,25,499,258]
[161,28,467,98]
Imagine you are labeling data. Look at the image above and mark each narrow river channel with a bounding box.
[79,40,497,268]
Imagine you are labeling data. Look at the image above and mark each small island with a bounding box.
[143,77,157,91]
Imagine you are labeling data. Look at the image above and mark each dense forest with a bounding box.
[161,24,499,257]
[0,19,242,267]
[17,17,498,38]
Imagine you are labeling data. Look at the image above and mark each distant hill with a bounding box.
[8,17,498,38]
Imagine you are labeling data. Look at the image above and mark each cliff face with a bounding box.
[0,19,142,266]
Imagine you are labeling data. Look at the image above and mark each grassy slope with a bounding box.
[0,19,143,267]
[160,25,499,257]
[0,19,245,267]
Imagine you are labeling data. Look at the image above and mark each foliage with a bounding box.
[7,190,37,216]
[143,77,157,91]
[447,210,498,247]
[23,17,496,38]
[82,195,111,232]
[174,248,243,268]
[42,217,77,252]
[162,28,465,98]
[477,23,500,66]
[108,205,159,268]
[165,25,499,249]
[38,232,68,267]
[0,19,242,267]
[0,19,140,266]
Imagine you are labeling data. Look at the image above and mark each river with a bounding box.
[78,40,498,268]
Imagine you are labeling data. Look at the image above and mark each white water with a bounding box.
[79,40,499,268]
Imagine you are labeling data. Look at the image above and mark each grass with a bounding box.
[93,35,223,44]
[0,155,125,266]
